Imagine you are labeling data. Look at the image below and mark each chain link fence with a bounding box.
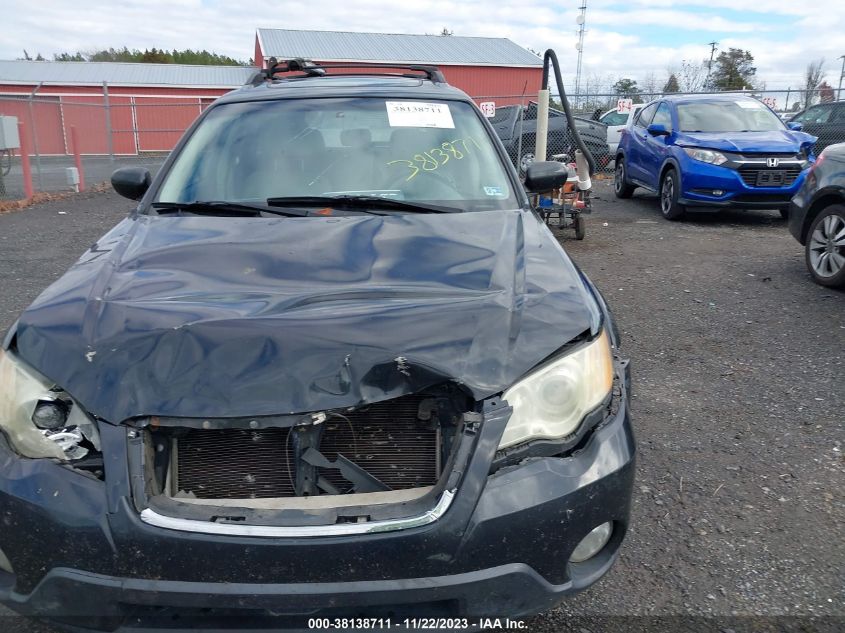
[472,87,844,176]
[0,93,212,200]
[1,86,842,200]
[471,93,615,174]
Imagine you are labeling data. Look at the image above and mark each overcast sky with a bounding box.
[3,0,843,93]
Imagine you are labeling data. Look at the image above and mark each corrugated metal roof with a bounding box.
[257,29,543,67]
[0,60,256,87]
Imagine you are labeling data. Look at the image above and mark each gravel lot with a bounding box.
[0,181,842,632]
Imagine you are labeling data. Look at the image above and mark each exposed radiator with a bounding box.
[174,394,440,499]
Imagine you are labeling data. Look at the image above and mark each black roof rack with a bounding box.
[246,58,446,86]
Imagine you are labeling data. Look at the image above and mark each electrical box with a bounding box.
[66,167,80,186]
[0,116,20,151]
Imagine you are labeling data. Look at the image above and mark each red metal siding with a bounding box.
[104,96,138,155]
[0,85,231,98]
[134,96,203,151]
[0,85,226,155]
[0,63,540,155]
[0,96,65,155]
[60,95,108,154]
[289,63,541,103]
[255,35,264,70]
[441,66,543,102]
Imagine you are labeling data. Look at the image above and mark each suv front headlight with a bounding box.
[683,147,728,165]
[498,330,613,450]
[0,348,99,460]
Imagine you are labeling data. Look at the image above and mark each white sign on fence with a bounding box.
[617,98,634,113]
[479,101,496,118]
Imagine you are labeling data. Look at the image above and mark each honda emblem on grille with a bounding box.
[766,157,780,168]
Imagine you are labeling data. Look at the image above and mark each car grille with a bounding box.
[174,394,440,499]
[738,166,802,188]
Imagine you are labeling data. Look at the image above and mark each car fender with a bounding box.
[802,185,845,242]
[615,138,630,163]
[659,155,683,192]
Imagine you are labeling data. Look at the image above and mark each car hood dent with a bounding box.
[14,210,598,422]
[675,130,818,153]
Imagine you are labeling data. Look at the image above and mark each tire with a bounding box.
[574,214,586,240]
[659,169,686,220]
[614,158,635,198]
[804,204,845,288]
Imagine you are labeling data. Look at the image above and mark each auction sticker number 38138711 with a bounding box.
[386,101,455,128]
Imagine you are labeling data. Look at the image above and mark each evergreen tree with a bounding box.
[46,47,248,66]
[711,49,757,91]
[613,78,642,103]
[663,74,680,93]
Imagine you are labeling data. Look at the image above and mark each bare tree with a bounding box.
[575,72,615,112]
[678,60,708,93]
[640,72,659,100]
[803,58,825,108]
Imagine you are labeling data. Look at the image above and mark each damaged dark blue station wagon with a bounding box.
[0,61,635,630]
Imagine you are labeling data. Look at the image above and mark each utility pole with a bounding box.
[838,55,844,101]
[706,41,718,90]
[574,1,587,106]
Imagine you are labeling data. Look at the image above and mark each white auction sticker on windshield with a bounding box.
[386,102,455,128]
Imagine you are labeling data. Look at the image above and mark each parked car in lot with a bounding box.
[0,62,634,629]
[492,102,609,172]
[787,142,845,287]
[789,100,845,157]
[614,94,818,220]
[598,103,644,155]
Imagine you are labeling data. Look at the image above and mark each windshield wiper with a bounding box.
[151,201,309,218]
[265,195,459,214]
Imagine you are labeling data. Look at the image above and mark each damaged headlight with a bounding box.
[0,348,100,460]
[498,330,613,450]
[682,148,728,166]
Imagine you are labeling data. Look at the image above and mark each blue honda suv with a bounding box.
[614,94,818,220]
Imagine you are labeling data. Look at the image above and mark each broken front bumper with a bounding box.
[0,374,635,631]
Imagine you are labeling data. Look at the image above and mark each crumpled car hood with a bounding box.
[13,209,599,423]
[675,130,817,153]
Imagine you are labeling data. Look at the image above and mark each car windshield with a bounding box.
[677,100,785,133]
[601,111,629,126]
[155,97,519,212]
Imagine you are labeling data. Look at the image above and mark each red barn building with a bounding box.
[254,29,543,100]
[0,60,253,155]
[0,30,542,156]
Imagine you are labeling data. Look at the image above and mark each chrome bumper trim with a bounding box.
[139,489,456,537]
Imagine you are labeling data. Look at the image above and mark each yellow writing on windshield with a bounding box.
[387,138,483,181]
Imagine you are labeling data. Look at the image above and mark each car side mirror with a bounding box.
[524,161,569,193]
[787,122,803,131]
[111,167,151,201]
[647,123,670,137]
